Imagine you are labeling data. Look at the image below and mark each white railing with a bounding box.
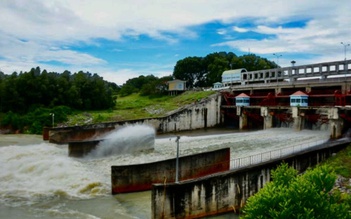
[230,139,328,169]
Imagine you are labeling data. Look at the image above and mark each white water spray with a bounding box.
[87,125,156,158]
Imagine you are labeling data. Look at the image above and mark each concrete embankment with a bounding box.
[111,148,230,194]
[44,93,221,143]
[151,138,351,219]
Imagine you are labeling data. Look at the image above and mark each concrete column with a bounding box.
[328,107,343,139]
[237,107,248,129]
[239,115,247,129]
[292,107,302,130]
[342,83,348,94]
[261,107,273,129]
[305,86,311,93]
[330,119,343,139]
[275,87,282,95]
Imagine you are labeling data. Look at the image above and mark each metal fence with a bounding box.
[230,139,328,169]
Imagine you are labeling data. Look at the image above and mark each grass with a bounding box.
[64,90,216,126]
[323,145,351,178]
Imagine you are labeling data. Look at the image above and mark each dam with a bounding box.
[37,59,351,218]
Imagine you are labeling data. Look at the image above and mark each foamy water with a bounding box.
[0,127,330,218]
[0,143,108,207]
[87,125,156,158]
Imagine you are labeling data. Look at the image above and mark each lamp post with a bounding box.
[175,136,180,183]
[273,53,282,66]
[341,42,350,60]
[50,113,55,127]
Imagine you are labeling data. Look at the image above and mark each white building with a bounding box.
[222,68,247,86]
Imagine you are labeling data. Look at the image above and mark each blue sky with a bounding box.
[0,0,350,85]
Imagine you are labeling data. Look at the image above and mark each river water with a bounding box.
[0,127,330,219]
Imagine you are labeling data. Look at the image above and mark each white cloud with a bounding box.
[0,0,351,83]
[212,1,351,66]
[232,26,249,33]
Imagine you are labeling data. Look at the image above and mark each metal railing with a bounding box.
[230,139,328,169]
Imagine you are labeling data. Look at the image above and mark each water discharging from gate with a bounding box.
[87,124,156,158]
[0,128,330,218]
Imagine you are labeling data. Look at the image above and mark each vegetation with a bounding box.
[63,90,216,126]
[323,146,351,178]
[173,52,277,88]
[0,67,117,112]
[243,157,351,219]
[0,51,276,133]
[118,75,173,97]
[0,67,118,133]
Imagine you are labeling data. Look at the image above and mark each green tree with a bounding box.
[203,52,236,86]
[173,56,207,88]
[120,75,160,96]
[173,52,276,88]
[243,163,351,219]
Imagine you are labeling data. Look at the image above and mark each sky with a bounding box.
[0,0,351,85]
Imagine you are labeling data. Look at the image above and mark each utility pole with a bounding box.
[175,136,180,183]
[50,113,55,127]
[273,53,282,66]
[341,42,350,60]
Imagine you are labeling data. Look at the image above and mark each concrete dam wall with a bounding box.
[46,93,222,144]
[151,140,350,219]
[111,148,230,194]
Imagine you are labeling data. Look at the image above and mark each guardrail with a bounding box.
[230,139,328,169]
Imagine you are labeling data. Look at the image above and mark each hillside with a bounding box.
[63,90,216,126]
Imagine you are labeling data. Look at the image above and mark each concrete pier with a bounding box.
[68,140,101,157]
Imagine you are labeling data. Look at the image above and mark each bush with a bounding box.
[242,163,351,219]
[0,106,73,134]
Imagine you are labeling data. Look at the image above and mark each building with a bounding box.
[213,82,223,90]
[167,79,186,95]
[222,68,247,86]
[290,91,308,107]
[235,93,250,106]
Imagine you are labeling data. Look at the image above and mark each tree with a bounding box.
[0,67,115,112]
[140,75,172,96]
[173,52,276,88]
[173,56,207,88]
[242,163,351,219]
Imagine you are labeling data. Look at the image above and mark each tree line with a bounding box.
[0,66,117,113]
[173,52,277,88]
[0,67,117,133]
[0,51,276,133]
[119,52,278,95]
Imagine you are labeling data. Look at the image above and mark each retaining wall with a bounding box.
[46,93,221,144]
[151,140,350,219]
[68,140,102,157]
[111,148,230,194]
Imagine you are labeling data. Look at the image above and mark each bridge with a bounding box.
[220,59,351,139]
[238,59,351,84]
[45,59,351,144]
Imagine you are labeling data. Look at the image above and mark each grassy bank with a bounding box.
[64,90,216,126]
[324,145,351,178]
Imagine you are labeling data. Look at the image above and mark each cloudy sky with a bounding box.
[0,0,350,85]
